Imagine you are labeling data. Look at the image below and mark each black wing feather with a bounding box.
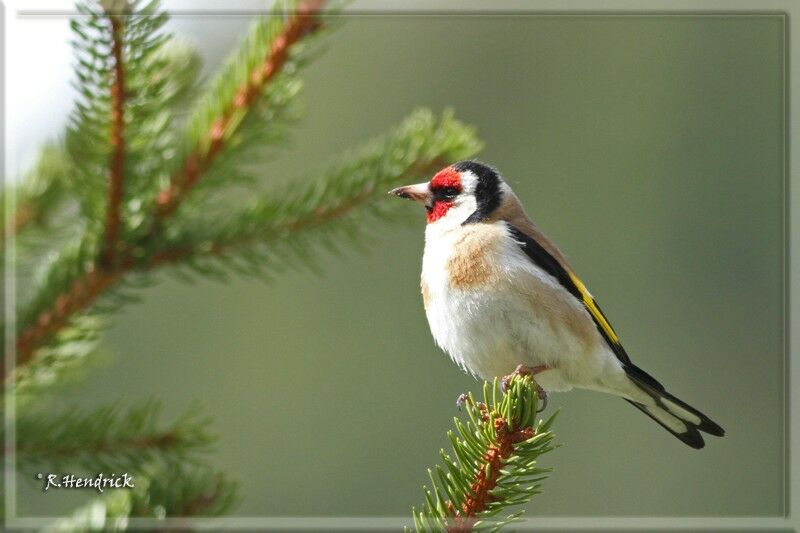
[506,223,634,367]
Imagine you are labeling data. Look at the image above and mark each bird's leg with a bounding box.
[501,364,548,391]
[502,364,551,413]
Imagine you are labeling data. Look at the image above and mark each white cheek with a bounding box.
[450,196,477,221]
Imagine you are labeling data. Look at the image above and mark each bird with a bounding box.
[388,160,724,449]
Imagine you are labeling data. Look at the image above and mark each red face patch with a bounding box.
[429,167,462,191]
[426,200,454,223]
[425,166,462,224]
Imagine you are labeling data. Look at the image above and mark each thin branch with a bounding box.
[176,473,227,516]
[153,0,325,221]
[14,430,178,460]
[14,269,121,375]
[148,187,376,265]
[10,158,439,378]
[11,400,214,474]
[101,14,127,266]
[11,204,37,238]
[448,414,535,532]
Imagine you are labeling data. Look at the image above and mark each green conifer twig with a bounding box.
[151,0,325,222]
[12,400,214,474]
[9,0,329,379]
[411,375,557,532]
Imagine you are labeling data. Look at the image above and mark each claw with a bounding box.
[536,387,549,413]
[456,393,469,411]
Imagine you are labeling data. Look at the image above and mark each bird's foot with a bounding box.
[455,393,470,411]
[501,364,551,413]
[501,364,548,391]
[455,393,490,420]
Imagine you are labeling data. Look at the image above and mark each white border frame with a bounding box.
[2,1,795,530]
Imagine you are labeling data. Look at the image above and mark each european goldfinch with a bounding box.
[389,160,724,449]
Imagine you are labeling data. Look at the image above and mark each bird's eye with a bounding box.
[440,187,459,198]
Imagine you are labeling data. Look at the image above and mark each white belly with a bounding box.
[421,223,621,392]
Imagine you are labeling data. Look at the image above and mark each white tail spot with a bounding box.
[645,405,687,434]
[661,397,702,425]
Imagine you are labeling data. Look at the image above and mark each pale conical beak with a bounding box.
[388,182,431,205]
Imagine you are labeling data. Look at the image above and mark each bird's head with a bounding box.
[389,160,505,228]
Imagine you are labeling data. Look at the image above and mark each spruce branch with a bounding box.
[411,376,557,532]
[13,251,119,380]
[2,42,198,253]
[12,315,106,403]
[9,108,479,384]
[152,0,326,222]
[148,109,480,279]
[6,0,331,381]
[12,400,214,473]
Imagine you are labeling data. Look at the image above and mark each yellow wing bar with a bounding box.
[568,272,620,345]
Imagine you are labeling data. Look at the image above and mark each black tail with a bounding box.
[623,364,725,449]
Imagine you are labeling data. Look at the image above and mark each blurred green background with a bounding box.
[22,12,784,518]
